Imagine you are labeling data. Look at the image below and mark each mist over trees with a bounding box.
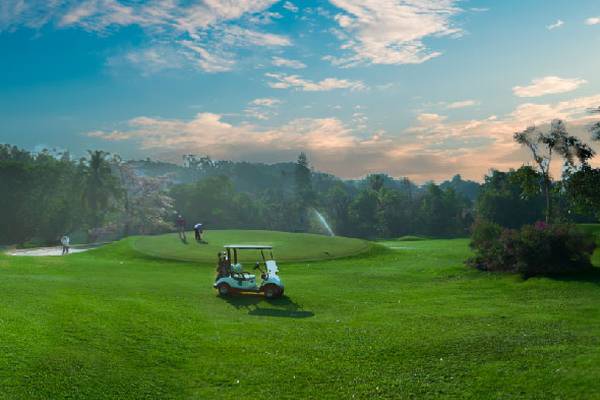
[1,110,599,247]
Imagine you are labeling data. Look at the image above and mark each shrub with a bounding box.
[467,220,597,277]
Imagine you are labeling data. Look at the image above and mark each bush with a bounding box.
[467,220,597,277]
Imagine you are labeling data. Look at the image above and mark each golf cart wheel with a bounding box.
[217,283,231,296]
[263,284,281,299]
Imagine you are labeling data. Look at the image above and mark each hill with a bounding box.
[131,230,371,263]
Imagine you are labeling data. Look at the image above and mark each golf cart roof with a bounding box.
[224,245,273,250]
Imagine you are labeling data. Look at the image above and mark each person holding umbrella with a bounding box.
[194,223,205,243]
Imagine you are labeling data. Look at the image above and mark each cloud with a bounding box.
[245,98,282,120]
[271,56,306,69]
[326,0,463,67]
[87,93,600,181]
[405,94,600,179]
[107,45,187,75]
[585,17,600,25]
[446,100,478,109]
[179,40,235,73]
[87,112,382,158]
[283,2,299,13]
[218,25,290,47]
[1,0,287,73]
[546,19,564,30]
[265,73,366,91]
[512,76,587,97]
[250,98,281,107]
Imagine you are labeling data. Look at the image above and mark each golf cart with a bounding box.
[214,245,284,299]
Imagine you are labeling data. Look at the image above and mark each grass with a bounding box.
[0,231,600,399]
[132,229,371,263]
[578,223,600,240]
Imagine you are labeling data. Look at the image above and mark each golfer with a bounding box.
[60,234,70,255]
[176,214,186,241]
[216,252,229,279]
[194,223,203,242]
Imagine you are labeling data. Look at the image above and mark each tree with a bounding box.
[115,161,175,235]
[324,184,352,235]
[82,150,121,235]
[378,189,412,237]
[476,167,545,228]
[589,106,600,141]
[514,120,595,222]
[294,152,314,230]
[348,189,380,238]
[367,174,386,192]
[417,184,468,236]
[566,166,600,220]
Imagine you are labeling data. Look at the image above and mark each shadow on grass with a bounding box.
[550,267,600,285]
[221,293,314,318]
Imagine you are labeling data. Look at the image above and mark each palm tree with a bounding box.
[83,150,120,233]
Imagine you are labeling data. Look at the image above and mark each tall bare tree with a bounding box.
[514,119,595,222]
[589,106,600,141]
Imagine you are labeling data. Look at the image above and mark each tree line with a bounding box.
[1,108,599,245]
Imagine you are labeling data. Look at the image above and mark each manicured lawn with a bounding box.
[132,230,371,262]
[1,232,600,399]
[579,223,600,239]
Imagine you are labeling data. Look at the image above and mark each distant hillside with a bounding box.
[127,157,481,198]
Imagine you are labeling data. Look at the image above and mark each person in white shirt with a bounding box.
[194,223,203,242]
[61,235,70,255]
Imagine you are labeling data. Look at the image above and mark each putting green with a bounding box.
[132,230,371,263]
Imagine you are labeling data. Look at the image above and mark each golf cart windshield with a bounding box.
[224,245,274,265]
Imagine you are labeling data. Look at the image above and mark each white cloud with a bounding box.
[87,112,378,156]
[87,94,600,181]
[417,113,447,123]
[265,73,366,91]
[250,98,281,107]
[405,94,600,179]
[245,98,282,120]
[1,0,286,73]
[283,2,299,13]
[585,17,600,25]
[446,100,478,109]
[271,56,306,69]
[219,26,290,47]
[107,46,187,75]
[512,76,587,98]
[179,40,235,73]
[546,19,564,30]
[326,0,463,67]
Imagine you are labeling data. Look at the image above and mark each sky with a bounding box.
[1,0,600,182]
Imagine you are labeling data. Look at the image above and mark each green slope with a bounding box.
[131,230,371,263]
[0,235,600,398]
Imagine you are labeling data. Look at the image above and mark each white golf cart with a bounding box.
[214,245,284,299]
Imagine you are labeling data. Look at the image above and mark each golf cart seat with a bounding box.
[230,264,255,281]
[232,272,256,281]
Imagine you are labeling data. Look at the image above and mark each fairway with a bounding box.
[132,230,371,262]
[1,234,600,399]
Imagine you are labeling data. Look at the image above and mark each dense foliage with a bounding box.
[468,219,597,277]
[168,170,473,239]
[0,145,173,245]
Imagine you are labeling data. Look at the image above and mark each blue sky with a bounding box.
[1,0,600,181]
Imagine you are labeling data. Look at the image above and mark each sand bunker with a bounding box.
[7,246,94,256]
